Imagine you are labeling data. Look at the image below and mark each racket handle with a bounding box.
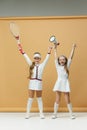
[17,44,25,54]
[16,39,20,44]
[14,36,21,44]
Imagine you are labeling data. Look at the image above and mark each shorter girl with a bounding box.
[52,44,76,119]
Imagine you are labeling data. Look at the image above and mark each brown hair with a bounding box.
[28,62,35,79]
[28,52,41,79]
[58,55,69,76]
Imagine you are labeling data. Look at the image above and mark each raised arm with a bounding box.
[16,38,25,54]
[69,44,76,60]
[54,47,58,60]
[53,44,60,69]
[54,44,57,60]
[48,46,53,54]
[15,37,32,66]
[41,46,52,67]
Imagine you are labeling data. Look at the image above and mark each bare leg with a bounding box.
[36,90,42,97]
[64,92,70,104]
[55,91,61,104]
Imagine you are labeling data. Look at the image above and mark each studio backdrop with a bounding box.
[0,16,87,112]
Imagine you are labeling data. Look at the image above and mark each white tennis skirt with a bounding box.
[28,79,42,90]
[53,79,70,92]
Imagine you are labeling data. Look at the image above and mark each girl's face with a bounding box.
[58,56,67,66]
[34,57,41,64]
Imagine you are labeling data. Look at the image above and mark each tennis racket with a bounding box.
[10,22,20,40]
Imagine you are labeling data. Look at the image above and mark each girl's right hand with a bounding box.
[54,43,60,49]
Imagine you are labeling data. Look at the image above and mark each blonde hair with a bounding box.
[58,55,69,75]
[28,62,35,79]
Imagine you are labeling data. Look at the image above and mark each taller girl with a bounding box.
[14,37,52,119]
[52,43,76,119]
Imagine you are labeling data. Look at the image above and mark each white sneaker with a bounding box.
[70,114,76,119]
[52,114,57,119]
[40,113,45,119]
[25,113,30,119]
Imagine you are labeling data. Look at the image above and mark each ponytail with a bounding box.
[28,62,35,79]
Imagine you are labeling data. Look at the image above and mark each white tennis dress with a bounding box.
[23,53,50,90]
[53,58,72,92]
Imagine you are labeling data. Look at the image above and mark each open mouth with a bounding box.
[60,62,65,65]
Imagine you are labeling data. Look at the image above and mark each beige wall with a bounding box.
[0,16,87,112]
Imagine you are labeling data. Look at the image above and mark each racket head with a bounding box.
[10,22,20,39]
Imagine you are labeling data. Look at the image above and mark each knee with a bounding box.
[36,91,42,97]
[29,90,34,98]
[64,95,70,104]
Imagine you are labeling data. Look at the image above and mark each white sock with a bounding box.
[67,103,73,116]
[37,97,43,114]
[54,102,59,114]
[26,98,33,114]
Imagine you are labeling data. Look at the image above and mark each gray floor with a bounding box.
[0,112,87,130]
